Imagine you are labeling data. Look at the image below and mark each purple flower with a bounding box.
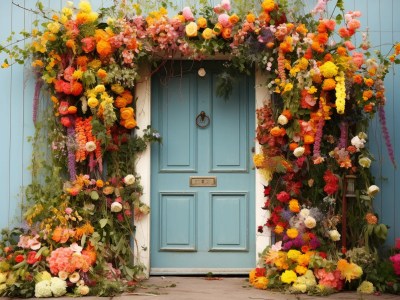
[378,105,396,167]
[309,237,321,249]
[338,121,348,149]
[281,210,293,221]
[67,126,77,181]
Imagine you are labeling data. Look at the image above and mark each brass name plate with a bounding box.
[190,176,217,187]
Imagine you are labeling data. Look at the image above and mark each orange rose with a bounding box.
[229,14,240,25]
[270,126,286,137]
[97,68,107,79]
[364,104,374,113]
[115,96,128,108]
[121,118,137,129]
[121,90,133,104]
[303,134,315,144]
[246,13,256,23]
[96,179,104,188]
[96,39,112,57]
[289,142,298,151]
[197,17,207,28]
[221,27,232,39]
[120,107,134,120]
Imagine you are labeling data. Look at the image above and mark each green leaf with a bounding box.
[335,14,343,24]
[90,191,99,200]
[99,218,108,228]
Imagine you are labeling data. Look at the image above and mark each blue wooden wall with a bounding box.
[0,0,399,245]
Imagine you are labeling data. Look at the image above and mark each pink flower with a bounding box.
[81,37,96,53]
[344,41,355,51]
[347,19,361,30]
[312,0,329,15]
[315,269,344,291]
[390,254,400,275]
[182,7,194,21]
[63,66,75,82]
[26,251,41,264]
[65,207,73,215]
[352,52,364,68]
[213,4,224,14]
[218,13,230,27]
[276,191,290,203]
[221,0,231,11]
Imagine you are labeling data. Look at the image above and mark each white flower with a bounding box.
[367,185,380,197]
[85,141,97,152]
[69,272,80,283]
[359,157,372,168]
[293,146,305,157]
[299,208,310,219]
[111,202,123,212]
[304,216,316,229]
[271,241,282,251]
[69,242,83,253]
[35,280,52,298]
[76,285,90,295]
[0,273,6,284]
[351,136,365,151]
[124,174,136,185]
[328,229,341,241]
[277,114,288,125]
[58,271,68,281]
[50,277,67,297]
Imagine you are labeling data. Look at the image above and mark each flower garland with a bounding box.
[0,0,399,297]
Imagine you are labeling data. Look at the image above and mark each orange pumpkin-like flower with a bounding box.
[114,96,128,108]
[121,118,137,129]
[120,107,134,120]
[322,78,336,91]
[96,39,112,57]
[270,126,286,137]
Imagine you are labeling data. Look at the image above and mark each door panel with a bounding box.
[151,61,255,273]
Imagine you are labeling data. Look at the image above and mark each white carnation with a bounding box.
[299,208,310,219]
[111,201,123,212]
[35,280,52,298]
[50,277,67,297]
[351,136,365,151]
[304,216,316,229]
[124,174,136,185]
[293,146,305,157]
[328,229,341,242]
[277,115,288,125]
[85,141,97,152]
[367,185,380,197]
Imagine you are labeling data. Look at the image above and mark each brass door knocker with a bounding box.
[196,111,210,128]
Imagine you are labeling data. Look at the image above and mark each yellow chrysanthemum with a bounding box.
[281,270,297,284]
[295,265,308,275]
[319,61,338,78]
[253,153,264,168]
[79,1,92,13]
[253,276,269,289]
[287,249,301,261]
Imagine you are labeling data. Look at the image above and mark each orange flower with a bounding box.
[303,134,315,144]
[337,46,347,56]
[68,106,77,114]
[289,142,298,151]
[52,227,74,243]
[365,213,378,225]
[353,74,363,84]
[76,56,89,68]
[121,90,133,104]
[289,199,300,213]
[221,27,232,39]
[282,109,292,120]
[364,78,374,87]
[316,32,328,44]
[311,41,324,53]
[120,107,134,120]
[246,13,256,23]
[274,225,284,234]
[322,78,336,91]
[296,24,308,35]
[270,126,286,137]
[66,39,76,52]
[258,12,271,23]
[121,118,137,129]
[229,14,240,24]
[362,90,374,100]
[261,0,275,12]
[197,17,207,28]
[364,104,374,113]
[114,96,128,108]
[97,68,107,79]
[96,179,104,188]
[96,39,112,57]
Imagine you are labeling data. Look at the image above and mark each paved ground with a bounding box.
[114,276,400,300]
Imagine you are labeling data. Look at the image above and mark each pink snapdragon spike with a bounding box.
[312,0,329,15]
[182,7,194,21]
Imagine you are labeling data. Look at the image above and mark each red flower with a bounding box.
[81,37,96,53]
[58,101,70,115]
[255,267,266,277]
[276,191,290,203]
[71,81,83,96]
[264,186,271,196]
[15,254,25,263]
[323,170,339,195]
[26,251,41,264]
[61,116,72,127]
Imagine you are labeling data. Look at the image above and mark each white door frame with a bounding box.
[134,64,272,277]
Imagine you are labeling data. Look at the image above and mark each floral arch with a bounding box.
[0,0,399,297]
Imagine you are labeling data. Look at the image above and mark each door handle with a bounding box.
[196,111,210,128]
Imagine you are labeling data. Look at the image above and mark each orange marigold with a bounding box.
[96,39,112,57]
[322,78,336,91]
[365,213,378,225]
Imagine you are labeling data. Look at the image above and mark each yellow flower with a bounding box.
[249,269,257,284]
[185,22,198,37]
[202,28,214,40]
[88,97,99,108]
[287,249,301,261]
[337,259,363,282]
[288,199,300,213]
[31,60,44,67]
[282,83,293,93]
[297,57,309,70]
[359,156,372,168]
[295,265,308,275]
[94,85,106,93]
[287,228,299,239]
[319,61,338,78]
[62,7,73,17]
[88,59,102,69]
[79,1,92,13]
[308,86,317,94]
[335,71,346,114]
[297,254,310,267]
[111,84,125,94]
[1,62,9,69]
[253,276,268,289]
[72,69,83,80]
[47,22,60,33]
[281,270,297,284]
[357,281,375,294]
[262,0,275,12]
[274,224,284,234]
[253,153,264,168]
[197,17,207,29]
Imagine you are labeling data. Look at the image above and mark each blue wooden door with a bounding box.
[150,61,255,273]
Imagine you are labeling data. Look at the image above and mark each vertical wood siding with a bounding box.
[0,0,399,245]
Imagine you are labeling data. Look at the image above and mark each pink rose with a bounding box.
[276,191,290,203]
[65,207,73,215]
[81,37,96,53]
[213,4,223,14]
[63,66,75,82]
[352,52,364,68]
[221,0,231,11]
[344,41,355,51]
[218,13,230,27]
[182,7,194,21]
